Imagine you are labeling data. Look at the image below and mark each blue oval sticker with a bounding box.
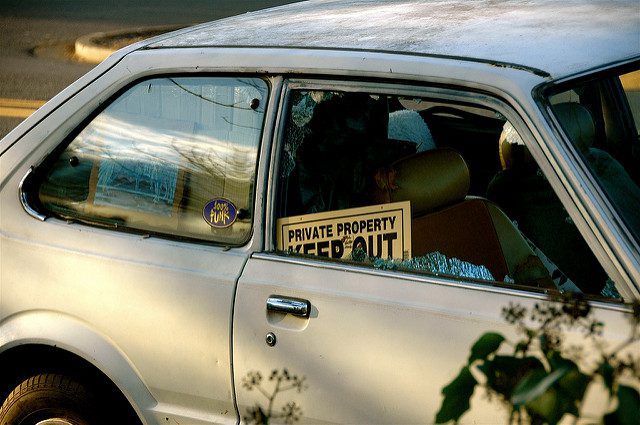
[203,198,237,228]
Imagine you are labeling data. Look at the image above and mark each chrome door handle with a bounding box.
[266,296,311,318]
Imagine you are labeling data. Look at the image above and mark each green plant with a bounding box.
[242,368,307,425]
[436,294,640,425]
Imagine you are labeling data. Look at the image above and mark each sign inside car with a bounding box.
[277,201,411,260]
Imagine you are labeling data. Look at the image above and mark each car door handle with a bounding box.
[266,296,311,318]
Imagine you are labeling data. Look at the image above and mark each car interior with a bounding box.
[277,89,623,298]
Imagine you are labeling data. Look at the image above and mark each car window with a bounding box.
[275,88,619,299]
[547,65,640,243]
[36,77,268,245]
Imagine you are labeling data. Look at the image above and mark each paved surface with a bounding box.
[0,0,300,138]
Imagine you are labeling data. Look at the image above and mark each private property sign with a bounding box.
[277,201,411,260]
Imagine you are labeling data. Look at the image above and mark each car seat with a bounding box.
[388,148,553,288]
[486,120,608,295]
[552,102,640,238]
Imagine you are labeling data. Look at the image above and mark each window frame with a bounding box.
[264,77,629,301]
[23,74,274,247]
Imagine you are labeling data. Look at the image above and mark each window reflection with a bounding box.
[38,77,268,245]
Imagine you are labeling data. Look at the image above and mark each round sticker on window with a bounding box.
[203,198,237,228]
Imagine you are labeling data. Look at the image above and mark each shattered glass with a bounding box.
[351,248,495,281]
[281,91,336,177]
[291,94,315,127]
[600,279,621,299]
[281,123,309,178]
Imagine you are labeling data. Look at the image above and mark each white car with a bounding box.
[1,0,639,424]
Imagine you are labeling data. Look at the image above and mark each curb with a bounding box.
[75,25,184,64]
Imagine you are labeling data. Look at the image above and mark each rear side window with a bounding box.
[36,77,268,245]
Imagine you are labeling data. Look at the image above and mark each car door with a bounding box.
[232,79,637,424]
[0,72,274,424]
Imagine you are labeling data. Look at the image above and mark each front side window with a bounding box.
[547,64,640,241]
[36,77,268,245]
[274,86,621,300]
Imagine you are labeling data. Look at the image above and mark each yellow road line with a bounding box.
[0,98,47,119]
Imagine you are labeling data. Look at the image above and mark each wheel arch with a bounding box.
[0,310,155,424]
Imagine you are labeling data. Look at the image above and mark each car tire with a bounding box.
[0,374,102,425]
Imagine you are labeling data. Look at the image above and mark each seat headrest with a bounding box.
[498,121,537,171]
[388,109,436,153]
[552,102,596,152]
[389,148,470,216]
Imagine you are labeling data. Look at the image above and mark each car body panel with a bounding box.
[148,0,640,80]
[0,50,278,425]
[234,254,634,423]
[0,196,245,423]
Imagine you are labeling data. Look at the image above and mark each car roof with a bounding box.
[146,0,639,79]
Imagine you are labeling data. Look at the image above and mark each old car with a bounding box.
[1,0,639,423]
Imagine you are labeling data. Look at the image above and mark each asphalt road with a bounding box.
[0,0,300,138]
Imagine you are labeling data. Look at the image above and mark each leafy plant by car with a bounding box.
[435,294,640,425]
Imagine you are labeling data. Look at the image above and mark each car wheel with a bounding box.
[0,374,101,425]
